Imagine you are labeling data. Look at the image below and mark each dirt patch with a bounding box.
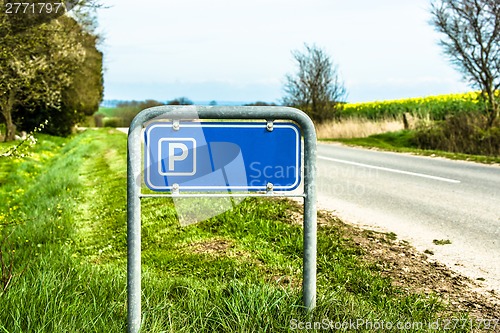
[186,237,302,289]
[267,274,301,288]
[190,238,235,256]
[187,238,257,262]
[286,203,499,320]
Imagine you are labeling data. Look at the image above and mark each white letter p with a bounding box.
[168,142,189,171]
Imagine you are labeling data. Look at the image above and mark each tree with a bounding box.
[16,16,104,136]
[283,44,346,124]
[0,1,103,140]
[244,101,278,106]
[0,18,85,140]
[430,0,500,127]
[167,97,194,105]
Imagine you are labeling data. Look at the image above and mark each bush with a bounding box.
[103,117,123,128]
[412,114,500,156]
[94,100,164,128]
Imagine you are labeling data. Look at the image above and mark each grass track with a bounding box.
[0,129,475,332]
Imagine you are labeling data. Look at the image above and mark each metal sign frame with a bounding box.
[127,106,317,333]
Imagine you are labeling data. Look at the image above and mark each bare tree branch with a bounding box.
[431,0,500,127]
[283,44,347,124]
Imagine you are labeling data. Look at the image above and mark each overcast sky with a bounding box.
[96,0,470,104]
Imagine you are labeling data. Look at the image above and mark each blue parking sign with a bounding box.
[144,122,301,191]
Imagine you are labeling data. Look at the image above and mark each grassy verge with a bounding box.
[323,130,500,164]
[0,129,477,332]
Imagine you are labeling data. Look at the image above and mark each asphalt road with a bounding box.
[316,143,500,293]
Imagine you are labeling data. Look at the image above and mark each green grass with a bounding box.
[325,130,500,164]
[0,129,476,332]
[95,106,118,117]
[336,130,416,150]
[433,239,452,246]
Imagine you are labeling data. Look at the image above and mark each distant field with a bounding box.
[341,91,490,120]
[323,92,500,158]
[95,92,490,127]
[96,106,119,117]
[0,129,478,332]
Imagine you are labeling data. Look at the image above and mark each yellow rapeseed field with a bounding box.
[341,91,493,120]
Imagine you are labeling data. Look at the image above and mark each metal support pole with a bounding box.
[127,123,142,333]
[126,106,317,332]
[302,117,317,311]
